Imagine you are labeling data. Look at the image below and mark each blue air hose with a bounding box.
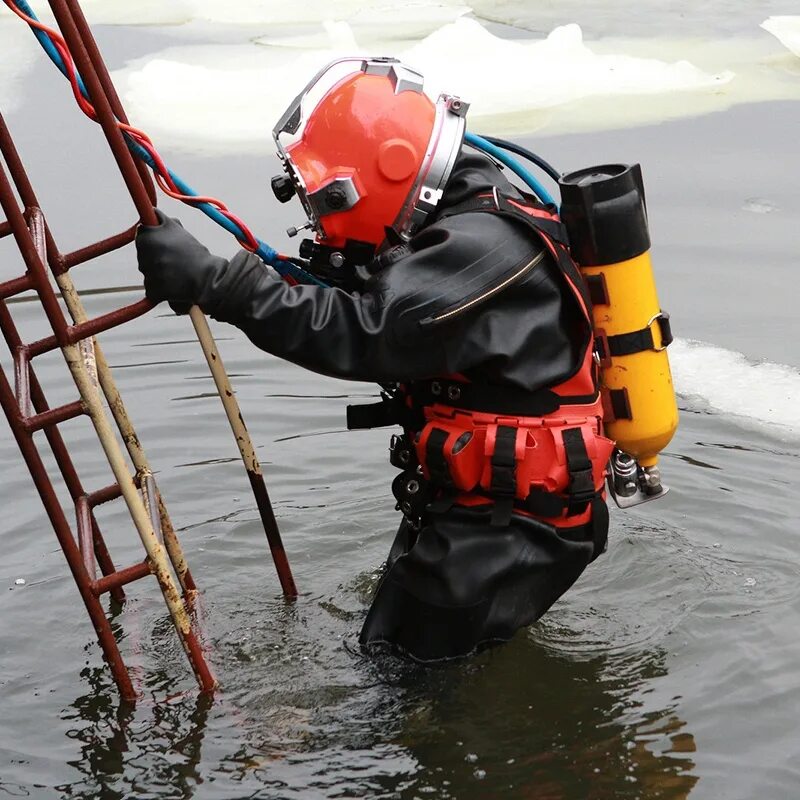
[464,131,557,207]
[6,0,330,284]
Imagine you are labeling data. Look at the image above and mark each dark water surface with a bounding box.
[2,23,800,800]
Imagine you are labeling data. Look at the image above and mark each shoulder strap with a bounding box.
[438,189,593,321]
[439,188,568,245]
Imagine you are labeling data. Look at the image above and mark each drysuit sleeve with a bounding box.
[135,212,451,381]
[136,208,573,386]
[195,250,454,382]
[212,213,582,389]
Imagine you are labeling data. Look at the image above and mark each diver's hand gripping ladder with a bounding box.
[0,0,296,701]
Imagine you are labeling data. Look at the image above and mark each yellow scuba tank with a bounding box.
[559,164,678,505]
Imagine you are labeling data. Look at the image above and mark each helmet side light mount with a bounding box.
[362,59,425,95]
[306,175,361,221]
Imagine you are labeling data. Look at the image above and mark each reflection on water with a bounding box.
[3,290,798,797]
[385,639,698,799]
[58,628,697,800]
[61,668,214,800]
[665,452,722,471]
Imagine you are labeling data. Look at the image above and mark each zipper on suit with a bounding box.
[426,250,546,325]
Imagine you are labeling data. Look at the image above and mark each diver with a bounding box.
[136,57,616,662]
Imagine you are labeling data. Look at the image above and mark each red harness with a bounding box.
[409,191,613,528]
[346,190,614,533]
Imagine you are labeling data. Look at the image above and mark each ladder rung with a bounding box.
[23,399,85,432]
[87,482,122,507]
[0,219,10,238]
[27,297,152,357]
[92,561,151,596]
[0,273,33,300]
[61,225,137,272]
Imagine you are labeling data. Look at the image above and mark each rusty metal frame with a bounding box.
[0,149,212,699]
[0,0,296,700]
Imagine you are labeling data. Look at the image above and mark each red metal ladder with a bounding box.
[0,0,296,701]
[0,116,215,700]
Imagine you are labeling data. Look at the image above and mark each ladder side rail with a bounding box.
[0,110,196,594]
[29,207,218,692]
[0,362,137,701]
[0,299,126,602]
[0,160,216,692]
[53,268,197,594]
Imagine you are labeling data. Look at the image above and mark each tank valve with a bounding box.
[612,450,638,497]
[641,464,664,496]
[607,449,669,509]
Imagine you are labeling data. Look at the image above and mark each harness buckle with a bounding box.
[389,433,415,470]
[647,311,673,351]
[594,328,612,368]
[569,467,596,500]
[562,427,598,516]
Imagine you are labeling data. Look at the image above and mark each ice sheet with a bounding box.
[29,0,193,25]
[76,0,469,29]
[112,19,738,154]
[761,16,800,58]
[406,20,733,115]
[189,0,471,30]
[671,339,800,436]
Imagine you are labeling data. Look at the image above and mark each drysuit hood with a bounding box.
[433,149,525,218]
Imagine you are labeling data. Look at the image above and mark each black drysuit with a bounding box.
[136,150,608,661]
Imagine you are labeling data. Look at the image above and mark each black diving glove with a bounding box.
[135,209,231,315]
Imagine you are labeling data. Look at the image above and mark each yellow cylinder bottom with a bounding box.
[582,251,679,464]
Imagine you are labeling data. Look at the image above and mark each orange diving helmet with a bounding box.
[271,57,468,269]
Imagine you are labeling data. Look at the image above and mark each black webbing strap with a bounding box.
[428,490,457,514]
[585,273,610,305]
[347,378,600,431]
[410,379,597,418]
[346,391,423,431]
[524,487,566,518]
[588,497,609,561]
[490,425,518,527]
[437,190,569,248]
[346,397,398,430]
[552,496,608,560]
[496,195,569,247]
[426,427,453,488]
[562,427,596,516]
[435,194,496,217]
[601,387,633,422]
[436,189,596,350]
[523,484,605,520]
[595,313,673,360]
